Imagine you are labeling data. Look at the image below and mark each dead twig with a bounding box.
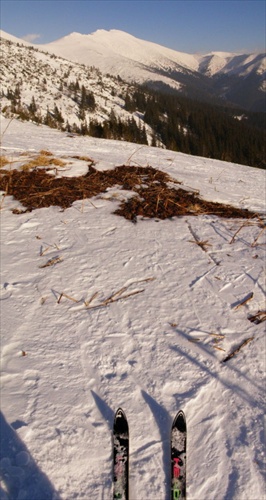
[229,214,264,245]
[102,286,128,305]
[84,291,99,307]
[251,226,266,247]
[39,256,63,268]
[87,288,144,309]
[40,243,60,256]
[222,337,254,363]
[189,239,212,251]
[57,292,80,304]
[248,311,266,324]
[234,292,253,310]
[187,223,212,252]
[229,220,250,244]
[213,345,226,352]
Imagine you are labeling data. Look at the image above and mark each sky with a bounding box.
[0,0,265,54]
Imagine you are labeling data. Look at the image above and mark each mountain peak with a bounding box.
[1,28,265,111]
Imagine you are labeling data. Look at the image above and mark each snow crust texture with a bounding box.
[0,117,265,499]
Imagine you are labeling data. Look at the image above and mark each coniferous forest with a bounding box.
[126,89,266,168]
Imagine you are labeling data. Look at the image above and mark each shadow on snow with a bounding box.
[0,411,61,500]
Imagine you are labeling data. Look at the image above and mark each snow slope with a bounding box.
[38,29,265,80]
[0,35,151,136]
[0,30,32,46]
[38,29,199,82]
[1,29,265,111]
[0,116,265,500]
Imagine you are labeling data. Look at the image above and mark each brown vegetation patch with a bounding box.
[0,156,10,168]
[0,164,256,220]
[20,153,66,171]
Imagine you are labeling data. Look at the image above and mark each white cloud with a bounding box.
[22,33,41,43]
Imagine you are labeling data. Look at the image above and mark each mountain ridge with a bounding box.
[1,30,265,168]
[1,28,265,110]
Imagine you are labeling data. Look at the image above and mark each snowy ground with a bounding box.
[0,117,265,500]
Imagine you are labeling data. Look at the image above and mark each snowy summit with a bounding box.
[1,28,265,111]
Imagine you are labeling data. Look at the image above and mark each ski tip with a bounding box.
[115,407,126,418]
[113,408,129,435]
[172,410,186,431]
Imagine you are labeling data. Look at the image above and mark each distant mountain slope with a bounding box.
[0,33,153,139]
[1,32,265,168]
[1,29,265,110]
[38,29,265,111]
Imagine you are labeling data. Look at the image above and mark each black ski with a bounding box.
[113,408,129,500]
[171,410,186,500]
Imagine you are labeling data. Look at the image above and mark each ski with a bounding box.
[113,408,129,500]
[171,410,186,500]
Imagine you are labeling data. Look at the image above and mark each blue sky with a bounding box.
[1,0,265,53]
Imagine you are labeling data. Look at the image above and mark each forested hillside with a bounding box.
[1,37,265,168]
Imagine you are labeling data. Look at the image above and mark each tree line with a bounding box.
[2,81,265,168]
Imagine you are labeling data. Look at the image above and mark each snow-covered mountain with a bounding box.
[1,28,265,110]
[0,32,154,141]
[1,30,265,169]
[38,29,265,111]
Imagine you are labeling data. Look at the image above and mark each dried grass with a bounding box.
[20,154,66,171]
[40,243,60,256]
[0,155,10,168]
[0,163,257,221]
[71,155,95,164]
[39,150,53,156]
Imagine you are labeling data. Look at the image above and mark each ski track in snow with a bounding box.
[0,117,265,500]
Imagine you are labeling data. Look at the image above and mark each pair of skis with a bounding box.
[113,408,186,500]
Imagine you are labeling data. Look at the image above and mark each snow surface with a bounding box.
[37,29,265,80]
[0,35,154,137]
[1,28,264,88]
[0,116,265,500]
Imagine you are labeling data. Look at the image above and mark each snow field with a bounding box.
[0,117,265,499]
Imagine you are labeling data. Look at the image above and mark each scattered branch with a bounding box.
[84,291,99,308]
[248,311,266,324]
[89,288,145,309]
[39,256,63,268]
[234,292,253,310]
[187,222,220,265]
[229,214,265,245]
[222,337,254,363]
[187,223,211,251]
[57,292,80,304]
[251,226,266,247]
[189,239,212,251]
[213,345,226,352]
[40,242,60,256]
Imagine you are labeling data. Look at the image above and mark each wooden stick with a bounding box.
[189,239,211,252]
[84,291,99,307]
[251,226,265,247]
[222,337,254,363]
[229,221,249,244]
[39,256,62,268]
[102,286,128,305]
[87,289,144,309]
[213,345,226,352]
[57,292,80,304]
[234,292,253,310]
[248,311,266,324]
